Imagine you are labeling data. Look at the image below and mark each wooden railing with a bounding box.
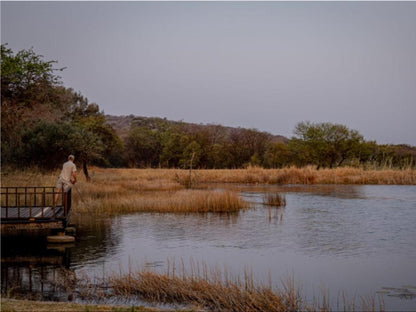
[1,187,71,222]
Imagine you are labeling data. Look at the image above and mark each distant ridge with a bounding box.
[105,115,289,143]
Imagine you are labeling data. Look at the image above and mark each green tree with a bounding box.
[68,125,105,177]
[72,101,125,172]
[375,144,416,169]
[1,44,63,103]
[126,126,161,167]
[160,131,190,168]
[291,121,365,168]
[180,141,202,169]
[1,45,65,164]
[21,121,104,170]
[263,143,291,168]
[1,45,123,172]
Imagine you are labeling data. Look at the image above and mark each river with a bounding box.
[2,185,416,311]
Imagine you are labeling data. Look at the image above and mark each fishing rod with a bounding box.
[72,183,85,203]
[72,182,92,210]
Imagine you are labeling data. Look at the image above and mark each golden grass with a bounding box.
[2,166,415,216]
[0,298,174,312]
[72,189,248,216]
[0,168,249,216]
[109,262,385,312]
[190,166,416,185]
[263,192,287,207]
[111,264,305,312]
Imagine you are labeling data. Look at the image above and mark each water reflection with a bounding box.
[1,236,73,301]
[267,206,285,224]
[68,216,120,269]
[238,184,366,200]
[2,185,416,311]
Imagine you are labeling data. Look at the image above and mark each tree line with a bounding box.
[2,45,415,174]
[120,117,415,169]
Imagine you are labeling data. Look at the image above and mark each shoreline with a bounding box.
[2,167,415,216]
[0,298,193,312]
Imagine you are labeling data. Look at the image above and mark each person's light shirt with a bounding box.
[60,160,76,182]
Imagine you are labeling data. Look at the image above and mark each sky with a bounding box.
[2,1,416,145]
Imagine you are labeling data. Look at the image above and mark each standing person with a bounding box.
[54,155,77,206]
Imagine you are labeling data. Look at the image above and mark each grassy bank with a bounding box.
[110,268,304,312]
[0,298,189,312]
[1,166,415,216]
[191,166,416,185]
[108,262,384,312]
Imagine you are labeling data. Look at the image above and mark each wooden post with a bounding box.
[16,187,20,219]
[42,188,46,208]
[29,188,32,218]
[5,188,9,218]
[25,187,28,208]
[34,187,37,208]
[52,187,56,217]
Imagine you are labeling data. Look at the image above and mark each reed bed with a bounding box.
[1,168,248,215]
[263,192,287,207]
[111,264,305,312]
[3,166,415,188]
[73,189,248,216]
[109,262,385,312]
[49,166,416,186]
[66,166,416,186]
[2,166,415,216]
[190,166,416,185]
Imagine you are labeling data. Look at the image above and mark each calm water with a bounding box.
[2,185,416,310]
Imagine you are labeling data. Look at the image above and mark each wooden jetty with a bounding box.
[1,187,72,236]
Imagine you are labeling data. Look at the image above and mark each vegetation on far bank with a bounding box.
[2,45,415,176]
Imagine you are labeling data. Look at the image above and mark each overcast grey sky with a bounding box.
[2,1,416,145]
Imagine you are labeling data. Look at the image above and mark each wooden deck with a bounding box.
[1,187,72,235]
[1,206,65,221]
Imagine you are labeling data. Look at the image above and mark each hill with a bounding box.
[105,115,289,143]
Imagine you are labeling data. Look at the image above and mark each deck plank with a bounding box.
[1,206,64,219]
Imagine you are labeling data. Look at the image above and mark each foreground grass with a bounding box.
[108,263,384,312]
[111,271,303,312]
[0,298,186,312]
[5,259,379,312]
[1,166,415,216]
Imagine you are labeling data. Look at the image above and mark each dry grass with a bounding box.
[0,168,248,216]
[2,166,415,216]
[109,262,385,312]
[191,166,416,185]
[0,298,175,312]
[111,263,305,312]
[263,192,287,207]
[72,189,248,216]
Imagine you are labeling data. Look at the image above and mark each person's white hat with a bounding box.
[68,155,75,160]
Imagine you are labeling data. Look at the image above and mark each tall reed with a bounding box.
[111,262,306,312]
[2,166,415,217]
[72,189,248,216]
[191,166,416,185]
[109,261,385,312]
[263,192,287,207]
